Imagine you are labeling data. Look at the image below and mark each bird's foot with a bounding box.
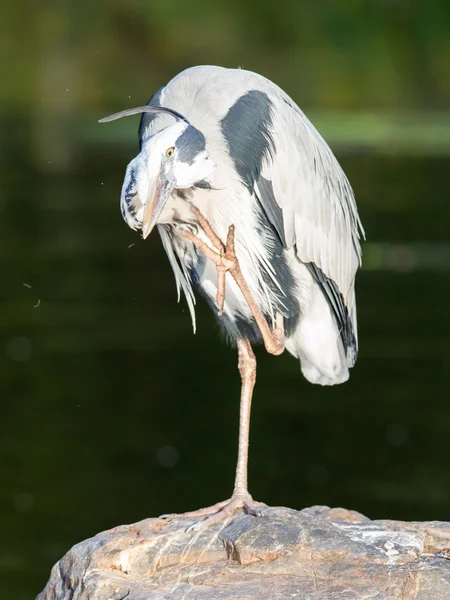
[215,225,238,316]
[182,205,285,355]
[186,492,264,533]
[160,492,265,533]
[159,499,230,520]
[182,206,236,315]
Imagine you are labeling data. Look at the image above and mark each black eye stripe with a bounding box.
[176,126,206,165]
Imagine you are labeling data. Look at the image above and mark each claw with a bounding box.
[244,502,264,517]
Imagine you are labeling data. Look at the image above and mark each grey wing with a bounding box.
[254,90,364,359]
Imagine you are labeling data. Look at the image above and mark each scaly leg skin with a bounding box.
[183,206,285,356]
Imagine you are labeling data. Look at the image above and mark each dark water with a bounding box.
[1,128,450,598]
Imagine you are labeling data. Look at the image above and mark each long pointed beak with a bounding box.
[142,173,174,239]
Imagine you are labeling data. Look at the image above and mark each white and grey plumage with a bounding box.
[101,65,364,528]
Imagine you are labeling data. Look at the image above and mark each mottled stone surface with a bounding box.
[37,505,450,599]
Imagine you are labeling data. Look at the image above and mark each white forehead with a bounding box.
[142,121,188,154]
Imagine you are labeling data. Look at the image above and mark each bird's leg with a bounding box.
[182,207,285,356]
[185,339,263,532]
[159,339,264,531]
[190,340,264,532]
[233,338,257,497]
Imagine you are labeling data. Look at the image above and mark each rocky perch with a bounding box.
[37,505,450,599]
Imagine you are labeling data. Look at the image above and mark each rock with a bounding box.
[37,505,450,600]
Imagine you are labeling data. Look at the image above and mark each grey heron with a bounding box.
[101,65,364,531]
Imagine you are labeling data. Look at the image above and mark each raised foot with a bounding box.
[182,206,237,315]
[160,493,265,533]
[182,206,286,356]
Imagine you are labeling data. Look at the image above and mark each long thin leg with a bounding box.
[160,339,264,530]
[183,207,284,356]
[233,338,256,495]
[183,339,262,532]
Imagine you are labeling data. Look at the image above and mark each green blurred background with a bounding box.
[1,1,450,598]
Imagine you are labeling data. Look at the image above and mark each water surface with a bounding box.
[1,128,449,598]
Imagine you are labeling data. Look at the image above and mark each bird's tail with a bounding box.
[285,282,355,386]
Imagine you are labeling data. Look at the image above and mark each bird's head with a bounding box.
[100,105,215,238]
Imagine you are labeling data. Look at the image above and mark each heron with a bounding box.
[100,65,364,531]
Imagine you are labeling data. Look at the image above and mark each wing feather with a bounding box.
[255,89,364,358]
[260,92,364,300]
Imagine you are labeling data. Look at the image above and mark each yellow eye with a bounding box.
[165,147,175,158]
